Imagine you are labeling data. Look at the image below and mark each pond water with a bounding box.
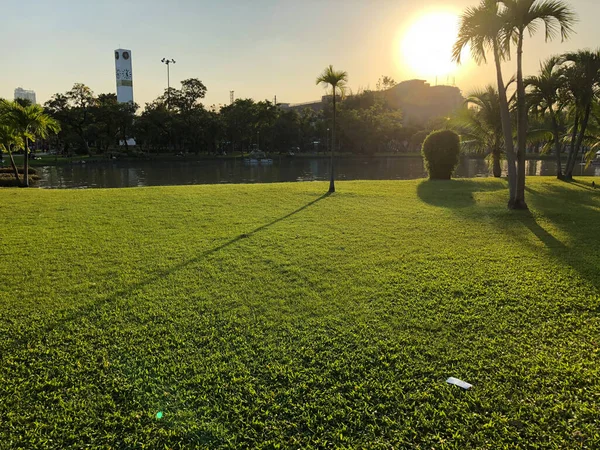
[36,156,599,189]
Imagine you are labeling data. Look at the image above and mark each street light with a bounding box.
[161,58,176,109]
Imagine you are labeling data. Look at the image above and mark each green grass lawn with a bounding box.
[1,178,599,448]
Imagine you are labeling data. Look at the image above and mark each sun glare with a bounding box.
[400,12,461,80]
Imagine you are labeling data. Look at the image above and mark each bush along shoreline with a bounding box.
[0,167,40,187]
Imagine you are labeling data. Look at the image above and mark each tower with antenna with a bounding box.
[230,91,234,105]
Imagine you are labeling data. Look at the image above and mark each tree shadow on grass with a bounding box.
[497,183,599,294]
[419,179,599,294]
[3,192,332,351]
[513,209,600,296]
[417,178,507,208]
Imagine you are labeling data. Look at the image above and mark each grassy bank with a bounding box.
[0,179,598,448]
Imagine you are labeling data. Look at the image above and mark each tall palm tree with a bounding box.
[452,86,504,177]
[6,103,60,187]
[453,0,518,207]
[525,56,565,178]
[316,65,348,193]
[500,0,576,206]
[559,49,600,179]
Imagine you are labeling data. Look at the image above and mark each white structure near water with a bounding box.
[14,87,37,104]
[114,48,134,104]
[114,48,136,145]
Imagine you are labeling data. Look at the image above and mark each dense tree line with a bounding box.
[7,75,405,159]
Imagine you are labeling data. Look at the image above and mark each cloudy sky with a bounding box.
[1,0,598,108]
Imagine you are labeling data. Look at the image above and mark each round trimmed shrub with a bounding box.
[421,130,460,180]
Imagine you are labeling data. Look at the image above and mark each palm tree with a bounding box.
[316,65,348,193]
[6,103,60,187]
[559,49,600,179]
[0,100,23,184]
[453,0,518,207]
[0,125,24,184]
[452,86,504,177]
[500,0,576,206]
[525,56,565,178]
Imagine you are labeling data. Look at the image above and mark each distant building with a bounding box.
[281,81,462,123]
[282,95,342,113]
[14,87,36,104]
[384,80,463,126]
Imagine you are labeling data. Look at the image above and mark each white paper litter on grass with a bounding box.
[446,377,472,390]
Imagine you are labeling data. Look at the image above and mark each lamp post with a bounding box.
[161,58,176,109]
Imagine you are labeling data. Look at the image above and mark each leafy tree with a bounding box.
[220,99,259,156]
[45,84,96,155]
[66,83,96,154]
[337,92,403,154]
[316,65,348,193]
[5,103,60,186]
[500,0,576,207]
[376,76,397,91]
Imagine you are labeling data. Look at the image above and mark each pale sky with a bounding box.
[1,0,599,109]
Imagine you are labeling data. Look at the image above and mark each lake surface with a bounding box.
[36,156,599,189]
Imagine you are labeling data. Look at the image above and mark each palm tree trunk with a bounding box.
[7,146,22,186]
[549,110,562,179]
[329,88,336,193]
[492,149,502,177]
[564,108,580,180]
[23,138,30,187]
[493,42,517,207]
[566,102,591,178]
[514,32,528,210]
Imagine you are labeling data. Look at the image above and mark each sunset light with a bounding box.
[401,12,461,80]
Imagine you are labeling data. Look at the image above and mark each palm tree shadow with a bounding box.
[514,209,600,294]
[417,179,507,208]
[3,192,332,352]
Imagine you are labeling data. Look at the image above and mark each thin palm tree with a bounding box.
[316,65,348,193]
[6,103,60,187]
[581,100,600,167]
[453,0,518,207]
[452,86,504,177]
[500,0,576,207]
[525,56,565,179]
[559,49,600,179]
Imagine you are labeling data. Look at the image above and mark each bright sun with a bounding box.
[401,12,461,79]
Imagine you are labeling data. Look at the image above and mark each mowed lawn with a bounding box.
[0,178,599,449]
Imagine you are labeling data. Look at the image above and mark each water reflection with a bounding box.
[36,157,599,189]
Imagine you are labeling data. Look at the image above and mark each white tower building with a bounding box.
[114,49,134,104]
